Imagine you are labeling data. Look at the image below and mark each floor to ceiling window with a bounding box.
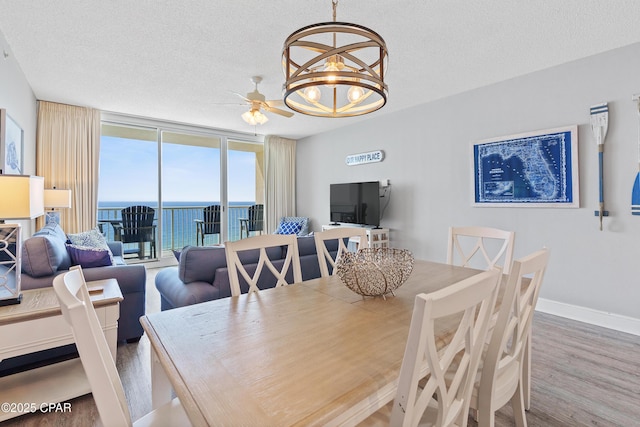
[98,115,263,261]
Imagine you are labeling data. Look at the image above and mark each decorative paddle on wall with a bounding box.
[632,94,640,215]
[590,102,609,230]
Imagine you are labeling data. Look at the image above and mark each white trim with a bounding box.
[536,298,640,337]
[101,111,264,142]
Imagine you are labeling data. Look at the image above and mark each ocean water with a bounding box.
[98,201,256,251]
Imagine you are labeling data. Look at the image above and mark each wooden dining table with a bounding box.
[140,260,493,426]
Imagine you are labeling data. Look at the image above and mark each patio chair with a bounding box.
[113,205,157,259]
[240,204,264,239]
[195,205,221,246]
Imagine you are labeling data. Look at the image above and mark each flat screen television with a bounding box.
[330,181,380,227]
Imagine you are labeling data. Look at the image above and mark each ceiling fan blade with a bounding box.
[232,91,251,103]
[266,99,285,107]
[263,104,294,118]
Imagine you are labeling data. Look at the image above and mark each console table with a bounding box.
[322,224,390,248]
[0,279,122,422]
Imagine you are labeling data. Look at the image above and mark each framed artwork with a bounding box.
[0,109,24,175]
[472,125,579,208]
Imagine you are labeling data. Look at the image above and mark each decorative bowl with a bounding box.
[335,248,414,297]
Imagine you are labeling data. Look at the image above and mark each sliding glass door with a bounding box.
[98,118,263,261]
[227,140,264,240]
[161,131,221,247]
[98,123,159,261]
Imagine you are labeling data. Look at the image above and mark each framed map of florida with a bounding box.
[472,125,579,207]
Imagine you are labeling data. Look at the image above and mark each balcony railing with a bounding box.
[98,205,254,257]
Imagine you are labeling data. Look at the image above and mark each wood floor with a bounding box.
[3,268,640,427]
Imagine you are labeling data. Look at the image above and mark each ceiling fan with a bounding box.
[236,76,294,125]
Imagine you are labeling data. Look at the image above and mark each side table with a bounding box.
[0,278,122,422]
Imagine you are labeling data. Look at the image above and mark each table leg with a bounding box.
[150,345,173,409]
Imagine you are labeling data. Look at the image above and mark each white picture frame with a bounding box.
[471,125,579,208]
[0,109,24,175]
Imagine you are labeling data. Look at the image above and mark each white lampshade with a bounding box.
[0,175,45,219]
[44,188,72,209]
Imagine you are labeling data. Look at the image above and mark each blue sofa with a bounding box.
[0,223,147,376]
[19,223,146,342]
[156,235,338,310]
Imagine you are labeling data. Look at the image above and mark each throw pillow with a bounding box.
[67,227,110,250]
[66,244,114,268]
[276,221,302,235]
[22,234,72,277]
[279,217,309,236]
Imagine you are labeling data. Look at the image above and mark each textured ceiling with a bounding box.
[1,1,640,140]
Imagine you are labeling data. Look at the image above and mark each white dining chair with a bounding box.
[225,233,302,296]
[470,248,549,427]
[360,269,501,427]
[52,266,190,427]
[447,226,515,274]
[314,226,369,277]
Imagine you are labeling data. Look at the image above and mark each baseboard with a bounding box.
[536,298,640,337]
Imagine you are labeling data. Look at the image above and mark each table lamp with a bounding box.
[0,174,45,305]
[44,188,72,225]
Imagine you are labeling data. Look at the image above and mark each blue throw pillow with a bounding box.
[276,221,302,235]
[67,244,114,268]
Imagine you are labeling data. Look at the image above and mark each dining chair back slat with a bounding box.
[366,269,501,427]
[52,266,190,426]
[447,226,515,274]
[225,234,302,297]
[314,227,369,277]
[473,248,549,427]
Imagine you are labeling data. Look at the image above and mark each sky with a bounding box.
[98,136,257,203]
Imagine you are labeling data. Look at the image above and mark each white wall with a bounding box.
[0,29,38,235]
[297,42,640,333]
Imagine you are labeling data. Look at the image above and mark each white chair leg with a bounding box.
[511,381,528,427]
[524,333,531,410]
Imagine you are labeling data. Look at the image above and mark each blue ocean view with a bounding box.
[98,201,257,251]
[98,201,253,208]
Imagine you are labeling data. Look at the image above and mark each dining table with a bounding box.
[140,260,501,426]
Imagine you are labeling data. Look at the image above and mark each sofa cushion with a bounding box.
[178,245,228,284]
[33,222,68,242]
[22,234,72,277]
[66,244,114,268]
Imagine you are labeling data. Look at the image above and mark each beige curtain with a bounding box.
[264,135,297,233]
[36,101,101,233]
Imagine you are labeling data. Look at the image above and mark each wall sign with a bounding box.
[346,150,384,166]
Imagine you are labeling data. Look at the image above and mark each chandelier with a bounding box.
[282,0,388,118]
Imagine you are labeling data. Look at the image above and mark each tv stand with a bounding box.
[322,224,389,248]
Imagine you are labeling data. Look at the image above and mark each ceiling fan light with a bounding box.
[242,109,269,126]
[254,110,268,124]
